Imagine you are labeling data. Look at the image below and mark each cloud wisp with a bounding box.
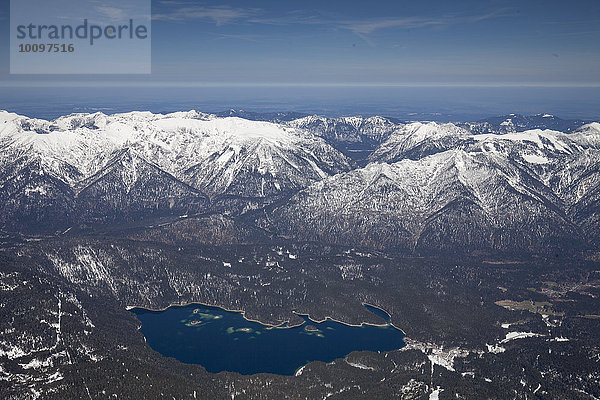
[337,9,516,36]
[152,5,259,25]
[152,4,515,35]
[95,6,127,22]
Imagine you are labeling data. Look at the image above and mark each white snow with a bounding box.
[0,110,349,196]
[19,357,53,370]
[345,360,375,370]
[522,153,550,164]
[0,344,28,359]
[427,351,457,372]
[46,371,64,383]
[486,344,506,354]
[500,332,543,343]
[475,130,562,148]
[402,340,469,373]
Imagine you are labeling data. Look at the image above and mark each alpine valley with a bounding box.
[1,110,599,399]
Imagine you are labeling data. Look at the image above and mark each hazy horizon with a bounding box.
[1,0,599,87]
[1,85,599,122]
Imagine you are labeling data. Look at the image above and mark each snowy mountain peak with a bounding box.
[0,111,352,220]
[575,122,600,135]
[0,110,23,124]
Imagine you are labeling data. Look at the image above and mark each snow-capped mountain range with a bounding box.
[1,109,599,255]
[261,121,600,253]
[0,110,350,230]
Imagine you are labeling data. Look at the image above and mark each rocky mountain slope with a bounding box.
[1,110,599,256]
[459,113,589,135]
[0,111,350,232]
[259,122,600,255]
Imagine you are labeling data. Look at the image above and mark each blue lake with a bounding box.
[132,303,405,375]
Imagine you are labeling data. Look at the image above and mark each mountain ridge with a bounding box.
[2,109,599,257]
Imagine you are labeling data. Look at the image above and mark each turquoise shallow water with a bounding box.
[132,303,405,375]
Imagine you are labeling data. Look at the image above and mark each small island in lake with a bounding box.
[132,303,405,375]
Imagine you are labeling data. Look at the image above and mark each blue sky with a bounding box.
[1,0,599,120]
[0,0,599,86]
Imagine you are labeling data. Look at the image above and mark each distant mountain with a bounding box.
[369,122,471,161]
[2,109,600,256]
[212,112,405,162]
[257,122,600,255]
[212,112,591,164]
[286,115,403,163]
[214,109,308,122]
[459,113,589,135]
[287,115,402,143]
[0,110,350,233]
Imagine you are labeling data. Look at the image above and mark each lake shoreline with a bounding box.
[130,301,407,376]
[127,301,406,334]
